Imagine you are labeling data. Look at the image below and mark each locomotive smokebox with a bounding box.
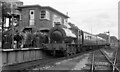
[51,30,63,42]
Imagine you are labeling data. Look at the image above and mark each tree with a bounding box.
[97,33,118,43]
[2,2,11,17]
[68,22,79,35]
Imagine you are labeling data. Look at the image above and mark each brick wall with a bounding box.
[19,6,68,31]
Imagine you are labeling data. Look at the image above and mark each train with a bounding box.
[43,24,109,56]
[2,23,109,57]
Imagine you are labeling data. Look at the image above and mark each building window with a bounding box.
[64,19,68,25]
[41,11,45,19]
[29,10,35,20]
[40,10,50,20]
[53,14,62,27]
[29,10,35,25]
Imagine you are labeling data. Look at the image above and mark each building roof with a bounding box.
[19,5,69,18]
[19,4,41,8]
[42,6,69,18]
[0,0,23,3]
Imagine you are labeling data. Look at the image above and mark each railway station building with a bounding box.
[18,5,69,30]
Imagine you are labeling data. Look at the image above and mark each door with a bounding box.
[29,10,35,25]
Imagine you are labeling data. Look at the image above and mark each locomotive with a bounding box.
[44,24,108,56]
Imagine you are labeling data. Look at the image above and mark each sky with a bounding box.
[20,0,119,39]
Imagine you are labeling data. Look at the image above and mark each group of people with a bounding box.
[13,30,49,48]
[2,33,13,49]
[2,29,49,49]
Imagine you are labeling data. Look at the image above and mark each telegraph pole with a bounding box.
[108,31,110,44]
[106,31,110,44]
[104,31,110,45]
[11,2,15,48]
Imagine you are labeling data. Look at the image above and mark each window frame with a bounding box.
[40,10,50,20]
[53,14,62,27]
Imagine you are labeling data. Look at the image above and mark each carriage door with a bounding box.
[81,31,84,45]
[79,30,83,44]
[29,10,35,26]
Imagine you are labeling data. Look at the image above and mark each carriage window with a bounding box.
[19,13,22,20]
[79,31,82,36]
[89,35,92,40]
[84,33,91,40]
[0,27,2,32]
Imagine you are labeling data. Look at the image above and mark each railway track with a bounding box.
[28,49,96,70]
[83,48,120,72]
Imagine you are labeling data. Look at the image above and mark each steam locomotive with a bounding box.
[44,24,108,56]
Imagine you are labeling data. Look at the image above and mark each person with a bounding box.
[14,31,19,48]
[19,32,24,48]
[32,31,40,47]
[24,30,33,48]
[43,32,48,43]
[14,31,23,48]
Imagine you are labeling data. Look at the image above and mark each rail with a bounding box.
[113,46,118,72]
[90,48,120,72]
[91,51,94,72]
[100,49,120,72]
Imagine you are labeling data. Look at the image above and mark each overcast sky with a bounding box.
[20,0,119,38]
